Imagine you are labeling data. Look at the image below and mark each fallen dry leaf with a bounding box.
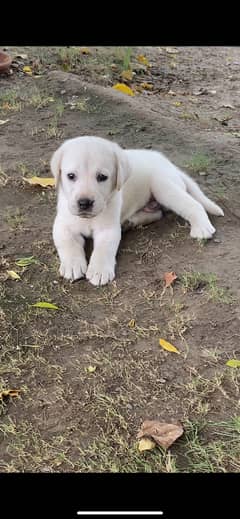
[140,82,153,90]
[163,271,178,288]
[23,65,32,75]
[6,270,21,281]
[112,83,135,96]
[120,70,133,81]
[137,420,184,449]
[137,54,150,67]
[138,438,156,451]
[128,319,136,328]
[86,365,97,373]
[159,338,180,354]
[0,119,9,125]
[173,101,182,107]
[0,389,21,400]
[135,85,144,93]
[23,177,55,188]
[226,359,240,368]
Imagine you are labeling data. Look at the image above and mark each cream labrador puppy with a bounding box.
[51,136,223,286]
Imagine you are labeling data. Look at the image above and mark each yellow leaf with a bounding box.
[7,270,21,281]
[79,47,92,55]
[112,83,135,96]
[87,365,97,373]
[23,66,32,75]
[0,389,21,399]
[140,82,153,90]
[173,101,182,107]
[120,70,133,81]
[128,319,136,328]
[31,302,59,310]
[159,338,180,354]
[138,438,156,451]
[23,177,55,187]
[226,359,240,368]
[137,54,150,67]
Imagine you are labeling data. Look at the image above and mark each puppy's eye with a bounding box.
[97,173,108,182]
[67,173,76,181]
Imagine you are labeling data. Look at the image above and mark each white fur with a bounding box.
[51,136,224,286]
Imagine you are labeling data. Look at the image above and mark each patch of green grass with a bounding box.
[122,47,133,71]
[45,122,63,140]
[180,271,233,303]
[5,210,26,230]
[0,417,73,472]
[66,98,88,112]
[166,302,193,341]
[54,99,65,117]
[186,153,212,173]
[182,418,240,472]
[28,91,55,110]
[76,435,178,473]
[17,163,39,177]
[57,47,83,71]
[31,127,45,137]
[0,89,22,112]
[114,47,133,71]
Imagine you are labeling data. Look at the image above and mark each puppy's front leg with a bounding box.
[86,226,121,286]
[53,216,87,281]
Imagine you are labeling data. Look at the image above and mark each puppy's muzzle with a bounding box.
[78,198,94,212]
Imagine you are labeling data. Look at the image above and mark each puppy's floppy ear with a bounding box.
[50,145,63,189]
[114,145,131,191]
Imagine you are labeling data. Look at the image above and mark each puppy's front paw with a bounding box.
[86,260,115,286]
[59,255,87,281]
[190,219,216,239]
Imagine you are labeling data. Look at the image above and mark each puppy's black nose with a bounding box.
[78,198,94,211]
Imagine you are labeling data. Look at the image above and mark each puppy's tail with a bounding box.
[180,171,224,216]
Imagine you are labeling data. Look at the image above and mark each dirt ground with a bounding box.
[0,46,240,473]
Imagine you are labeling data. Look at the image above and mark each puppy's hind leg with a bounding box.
[127,209,163,228]
[151,179,216,239]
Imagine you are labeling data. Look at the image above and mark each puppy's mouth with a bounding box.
[69,207,97,218]
[78,212,95,219]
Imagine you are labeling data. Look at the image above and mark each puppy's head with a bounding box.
[50,136,130,218]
